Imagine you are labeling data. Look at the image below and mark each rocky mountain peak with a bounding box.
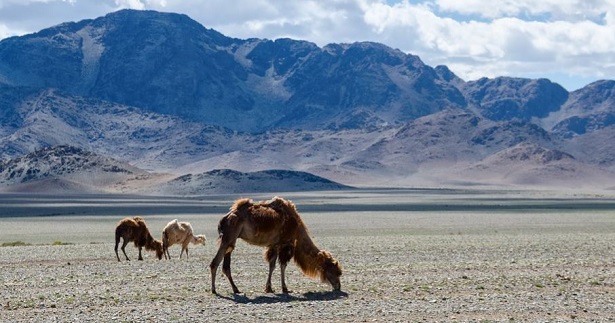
[464,77,569,121]
[0,9,468,133]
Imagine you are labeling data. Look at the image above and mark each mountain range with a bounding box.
[0,9,614,193]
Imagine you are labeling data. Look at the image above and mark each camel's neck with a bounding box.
[144,233,159,250]
[293,226,323,279]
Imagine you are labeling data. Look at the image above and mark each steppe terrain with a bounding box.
[0,189,614,322]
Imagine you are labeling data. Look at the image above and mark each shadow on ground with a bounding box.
[216,290,349,304]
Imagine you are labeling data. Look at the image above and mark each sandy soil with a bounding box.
[1,189,614,322]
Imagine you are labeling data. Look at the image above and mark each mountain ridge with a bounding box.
[0,9,469,132]
[0,9,614,192]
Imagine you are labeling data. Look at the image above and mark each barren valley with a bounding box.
[0,189,614,322]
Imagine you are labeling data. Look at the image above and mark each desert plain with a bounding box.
[0,188,614,322]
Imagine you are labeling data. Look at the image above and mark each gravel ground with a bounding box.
[1,192,614,322]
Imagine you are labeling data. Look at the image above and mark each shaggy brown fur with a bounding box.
[209,197,342,294]
[162,219,206,259]
[114,216,164,261]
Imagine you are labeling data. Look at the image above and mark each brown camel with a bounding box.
[114,216,164,261]
[209,196,342,294]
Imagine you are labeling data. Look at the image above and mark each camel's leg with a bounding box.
[264,247,278,293]
[138,246,143,261]
[121,239,130,261]
[162,234,169,260]
[210,216,241,294]
[181,241,189,259]
[162,242,169,260]
[165,242,173,260]
[210,243,232,294]
[222,252,240,293]
[280,261,289,294]
[279,244,294,294]
[115,236,121,262]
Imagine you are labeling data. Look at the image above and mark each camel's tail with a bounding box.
[216,215,226,240]
[216,210,236,241]
[215,215,227,246]
[114,226,121,248]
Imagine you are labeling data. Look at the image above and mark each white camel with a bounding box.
[161,219,206,259]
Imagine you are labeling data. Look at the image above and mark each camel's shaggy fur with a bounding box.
[162,219,206,259]
[114,216,163,261]
[210,197,342,294]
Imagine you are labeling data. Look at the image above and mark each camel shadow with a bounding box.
[216,290,349,304]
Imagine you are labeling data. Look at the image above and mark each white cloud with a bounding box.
[114,0,144,9]
[113,0,169,9]
[435,0,615,22]
[148,0,364,44]
[0,24,11,39]
[0,0,77,7]
[357,0,615,89]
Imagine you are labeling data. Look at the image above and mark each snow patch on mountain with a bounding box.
[76,26,105,93]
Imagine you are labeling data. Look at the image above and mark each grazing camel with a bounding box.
[114,216,163,261]
[210,196,342,294]
[162,219,206,259]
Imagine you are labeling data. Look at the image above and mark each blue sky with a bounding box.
[1,0,613,91]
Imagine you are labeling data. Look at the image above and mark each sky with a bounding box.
[1,0,614,91]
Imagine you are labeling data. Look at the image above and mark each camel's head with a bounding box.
[319,251,342,291]
[194,234,207,245]
[151,239,164,260]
